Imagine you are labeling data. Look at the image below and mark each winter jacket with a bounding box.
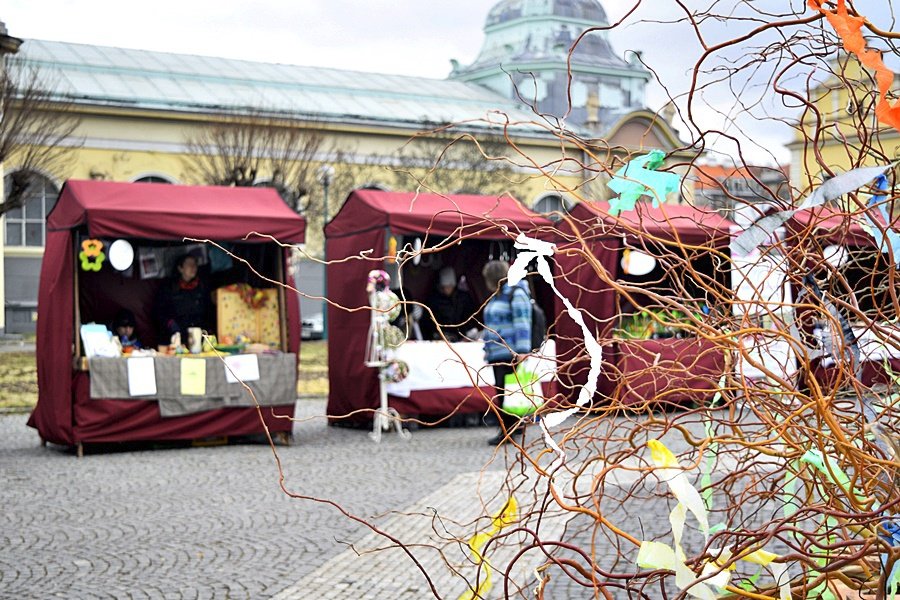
[482,281,532,363]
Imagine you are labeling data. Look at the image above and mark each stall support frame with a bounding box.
[365,365,410,443]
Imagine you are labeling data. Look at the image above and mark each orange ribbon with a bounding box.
[808,0,900,131]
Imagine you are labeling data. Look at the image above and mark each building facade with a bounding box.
[787,57,900,191]
[451,0,651,135]
[2,0,688,333]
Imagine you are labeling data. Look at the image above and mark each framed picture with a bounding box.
[138,247,162,279]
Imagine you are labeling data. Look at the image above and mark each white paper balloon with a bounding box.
[622,250,656,276]
[823,244,848,268]
[412,237,422,266]
[109,239,134,271]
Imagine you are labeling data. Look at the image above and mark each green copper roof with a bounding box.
[19,39,548,135]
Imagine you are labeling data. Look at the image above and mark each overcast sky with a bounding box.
[4,1,898,166]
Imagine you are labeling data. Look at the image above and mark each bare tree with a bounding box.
[182,110,326,210]
[0,56,81,212]
[392,127,516,195]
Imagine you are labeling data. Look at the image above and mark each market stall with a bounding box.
[786,205,900,388]
[29,180,306,450]
[324,189,552,425]
[553,200,733,406]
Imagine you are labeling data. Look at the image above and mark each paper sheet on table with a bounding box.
[180,358,207,395]
[127,356,157,396]
[81,323,118,358]
[224,354,260,384]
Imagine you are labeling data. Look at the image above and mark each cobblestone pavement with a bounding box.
[1,401,766,599]
[0,401,516,599]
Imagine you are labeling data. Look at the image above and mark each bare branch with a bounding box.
[0,56,81,212]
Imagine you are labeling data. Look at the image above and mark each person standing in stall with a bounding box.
[155,253,212,348]
[422,266,478,342]
[481,260,532,446]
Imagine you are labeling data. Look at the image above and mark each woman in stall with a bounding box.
[155,253,212,348]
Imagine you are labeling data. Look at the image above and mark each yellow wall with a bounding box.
[5,104,594,260]
[6,102,692,260]
[788,57,900,190]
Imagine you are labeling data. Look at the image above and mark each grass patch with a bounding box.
[0,351,38,409]
[297,340,328,397]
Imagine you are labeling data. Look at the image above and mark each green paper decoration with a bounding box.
[607,150,681,215]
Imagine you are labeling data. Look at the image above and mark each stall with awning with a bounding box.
[324,189,552,425]
[553,200,734,407]
[29,180,306,450]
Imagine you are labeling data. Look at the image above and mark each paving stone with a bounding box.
[2,398,768,599]
[0,400,507,598]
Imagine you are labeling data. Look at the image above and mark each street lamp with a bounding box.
[317,165,335,340]
[0,22,21,337]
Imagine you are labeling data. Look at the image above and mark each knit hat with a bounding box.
[438,267,456,287]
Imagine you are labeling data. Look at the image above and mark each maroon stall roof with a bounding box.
[787,206,886,247]
[51,180,306,243]
[325,189,550,239]
[568,200,736,245]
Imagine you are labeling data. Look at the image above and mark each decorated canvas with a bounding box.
[215,286,281,346]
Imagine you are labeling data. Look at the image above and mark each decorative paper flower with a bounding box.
[379,359,409,383]
[366,269,391,293]
[78,239,106,271]
[81,239,104,257]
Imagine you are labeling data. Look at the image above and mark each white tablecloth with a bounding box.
[820,323,900,367]
[385,340,557,398]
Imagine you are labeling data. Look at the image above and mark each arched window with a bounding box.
[4,171,59,247]
[533,194,567,221]
[133,175,174,184]
[360,182,390,191]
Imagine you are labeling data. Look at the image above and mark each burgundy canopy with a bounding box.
[553,201,734,403]
[30,180,306,446]
[325,189,551,423]
[567,200,735,246]
[787,206,881,248]
[325,189,548,238]
[48,179,306,242]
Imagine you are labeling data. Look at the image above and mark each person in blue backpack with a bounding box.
[481,259,532,446]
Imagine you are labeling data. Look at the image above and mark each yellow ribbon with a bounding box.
[458,496,518,600]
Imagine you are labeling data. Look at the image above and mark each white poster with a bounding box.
[224,354,260,384]
[126,357,157,396]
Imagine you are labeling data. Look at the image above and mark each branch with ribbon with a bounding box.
[808,0,900,132]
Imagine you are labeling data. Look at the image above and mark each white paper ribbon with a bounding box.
[507,233,606,477]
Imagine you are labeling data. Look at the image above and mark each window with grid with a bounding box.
[133,175,173,184]
[4,172,59,247]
